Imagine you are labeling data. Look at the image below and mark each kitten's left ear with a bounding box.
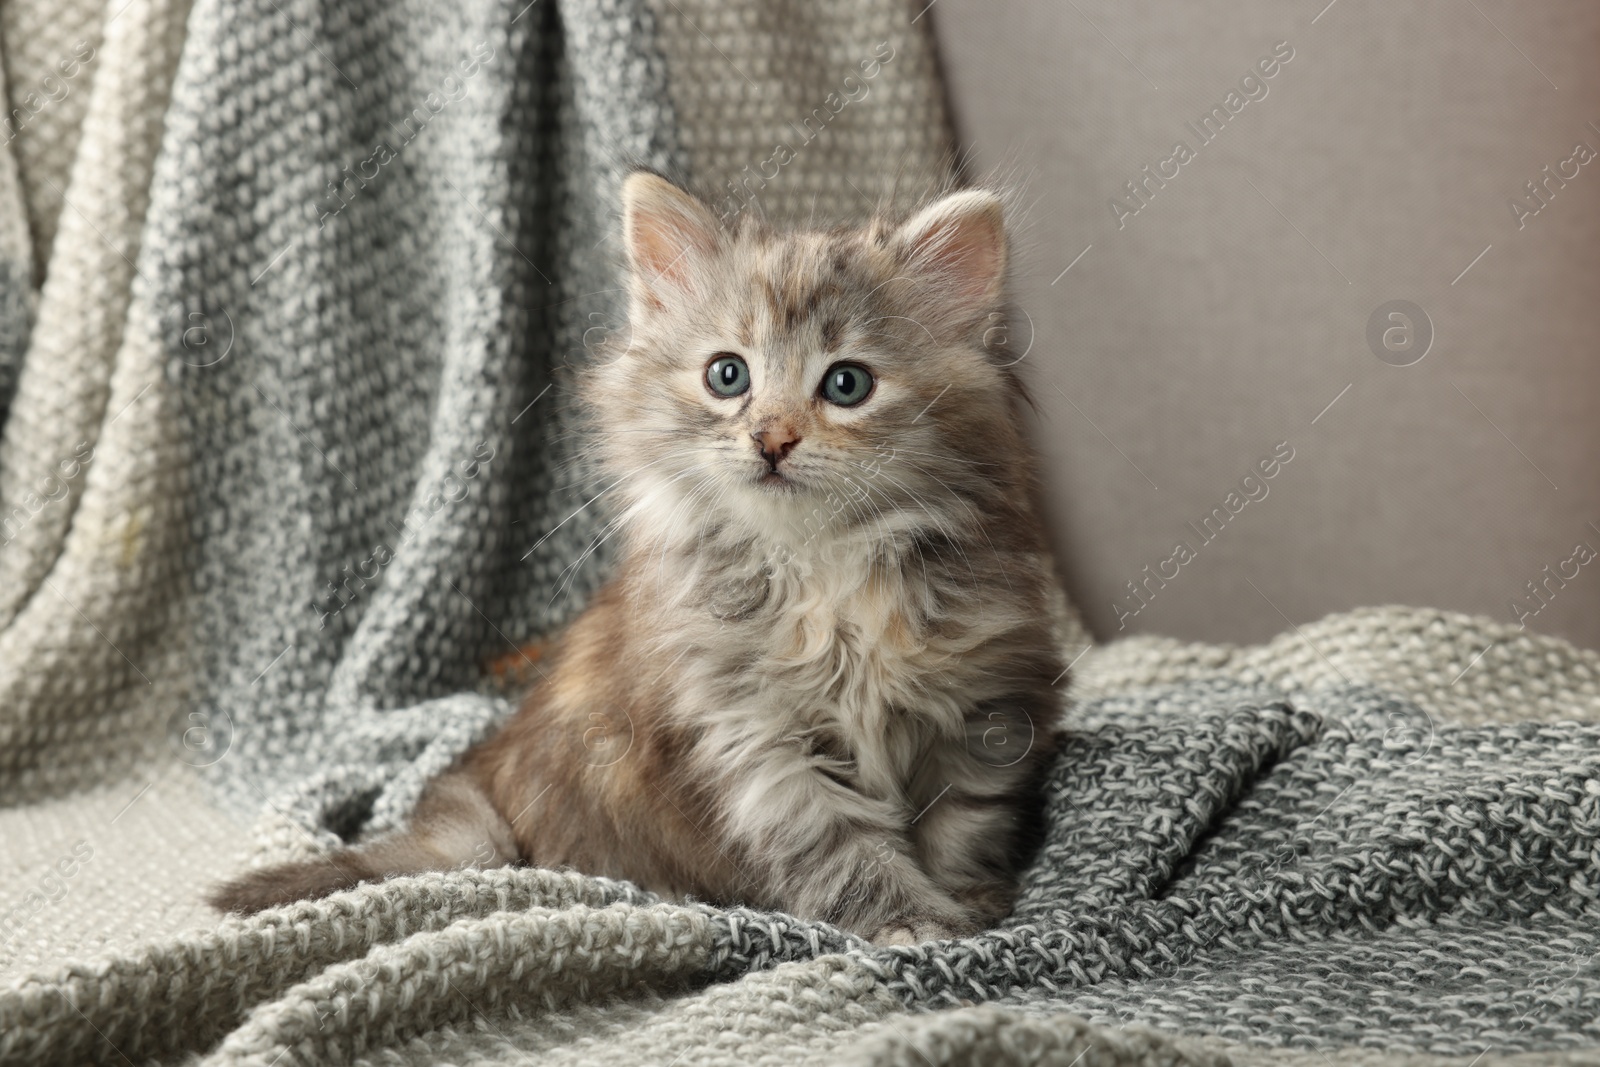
[622,172,722,305]
[892,190,1007,315]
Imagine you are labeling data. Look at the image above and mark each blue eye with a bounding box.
[820,363,873,406]
[706,354,750,397]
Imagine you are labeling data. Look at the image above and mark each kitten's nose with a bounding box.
[753,426,801,468]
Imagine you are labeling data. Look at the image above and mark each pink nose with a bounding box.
[753,427,801,467]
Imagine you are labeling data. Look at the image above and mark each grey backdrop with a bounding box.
[933,0,1600,651]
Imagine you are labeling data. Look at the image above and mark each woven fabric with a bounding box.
[158,0,688,844]
[0,0,954,826]
[2,0,1598,1065]
[858,682,1600,1052]
[0,0,103,285]
[0,0,197,808]
[0,0,955,1060]
[6,627,1600,1066]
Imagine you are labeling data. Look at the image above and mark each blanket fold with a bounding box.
[0,867,660,1065]
[2,0,1599,1063]
[156,0,686,837]
[10,671,1600,1065]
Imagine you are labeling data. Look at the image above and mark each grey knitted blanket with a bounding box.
[3,0,1600,1063]
[892,681,1600,1055]
[8,671,1600,1065]
[165,0,686,838]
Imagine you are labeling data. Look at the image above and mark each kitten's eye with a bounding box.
[820,363,874,407]
[705,354,750,398]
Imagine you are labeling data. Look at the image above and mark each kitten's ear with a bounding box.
[622,172,721,304]
[892,190,1007,315]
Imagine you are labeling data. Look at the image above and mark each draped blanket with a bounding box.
[7,631,1600,1066]
[1,0,1599,1063]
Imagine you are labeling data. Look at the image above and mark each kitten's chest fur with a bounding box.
[662,539,1007,793]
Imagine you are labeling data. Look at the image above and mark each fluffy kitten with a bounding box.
[210,172,1067,943]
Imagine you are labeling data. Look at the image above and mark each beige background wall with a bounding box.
[932,0,1600,651]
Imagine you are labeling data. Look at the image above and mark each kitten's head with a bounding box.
[593,171,1034,559]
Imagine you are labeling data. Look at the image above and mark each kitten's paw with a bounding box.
[867,914,979,946]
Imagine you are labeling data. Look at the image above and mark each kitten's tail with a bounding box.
[207,771,519,914]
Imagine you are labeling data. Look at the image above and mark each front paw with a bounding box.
[868,912,980,946]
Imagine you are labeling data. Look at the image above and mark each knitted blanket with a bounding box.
[0,0,952,818]
[4,0,1600,1064]
[5,616,1600,1066]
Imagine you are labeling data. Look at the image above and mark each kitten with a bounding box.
[209,172,1067,944]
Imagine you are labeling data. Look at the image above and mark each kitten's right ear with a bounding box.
[622,172,721,307]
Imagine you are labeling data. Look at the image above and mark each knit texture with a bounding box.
[7,634,1600,1066]
[0,0,103,285]
[0,0,196,805]
[3,1,1599,1065]
[159,0,688,844]
[858,682,1600,1051]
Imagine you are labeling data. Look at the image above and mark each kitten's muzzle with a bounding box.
[753,427,801,471]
